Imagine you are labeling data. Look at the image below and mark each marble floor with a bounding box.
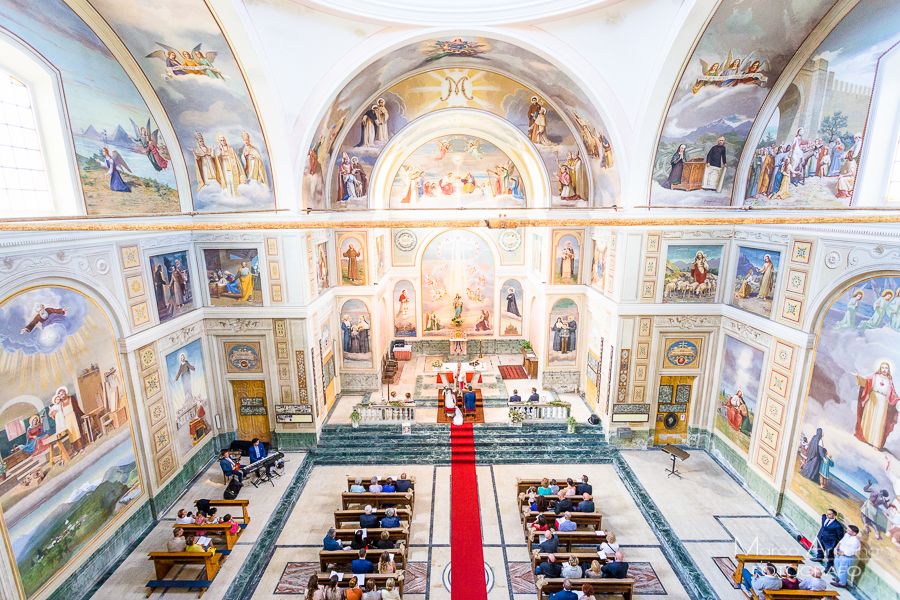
[92,450,306,600]
[327,353,593,425]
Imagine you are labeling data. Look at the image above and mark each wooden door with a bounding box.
[654,376,693,446]
[230,380,271,443]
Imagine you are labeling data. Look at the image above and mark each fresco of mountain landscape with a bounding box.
[88,0,274,211]
[306,39,620,210]
[0,286,141,598]
[744,0,900,207]
[0,0,179,214]
[791,274,900,575]
[715,335,765,454]
[652,0,838,206]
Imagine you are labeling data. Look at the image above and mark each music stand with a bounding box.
[660,444,689,479]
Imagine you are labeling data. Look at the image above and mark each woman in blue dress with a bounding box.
[102,148,131,192]
[224,272,241,295]
[509,176,525,200]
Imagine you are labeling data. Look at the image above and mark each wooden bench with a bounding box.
[315,571,406,596]
[319,547,406,572]
[763,592,840,599]
[194,499,251,524]
[528,530,607,554]
[332,527,409,548]
[516,477,587,495]
[531,551,613,572]
[346,476,416,492]
[518,493,566,513]
[522,511,602,536]
[147,551,223,598]
[334,508,412,529]
[535,576,634,600]
[341,491,414,511]
[733,554,806,586]
[175,523,244,550]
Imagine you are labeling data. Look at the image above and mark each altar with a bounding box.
[435,361,487,386]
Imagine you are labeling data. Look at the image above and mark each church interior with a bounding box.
[2,1,900,599]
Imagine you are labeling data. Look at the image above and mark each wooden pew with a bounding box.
[319,547,407,572]
[732,555,806,586]
[146,551,223,598]
[535,576,634,600]
[341,491,414,511]
[531,551,613,572]
[762,592,839,600]
[332,527,409,548]
[516,477,587,495]
[315,572,406,596]
[174,523,243,550]
[522,511,602,536]
[518,493,565,513]
[334,508,412,529]
[194,498,251,524]
[528,530,606,554]
[346,476,416,492]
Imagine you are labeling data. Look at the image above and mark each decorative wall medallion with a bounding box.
[664,339,700,367]
[95,257,110,275]
[157,449,176,480]
[764,395,785,426]
[631,386,645,403]
[131,302,150,326]
[121,245,140,269]
[271,284,283,302]
[636,342,650,360]
[148,400,167,427]
[279,363,291,381]
[772,341,795,371]
[824,250,841,269]
[277,341,289,360]
[755,446,776,477]
[269,261,281,281]
[768,370,789,399]
[781,297,802,323]
[646,234,660,253]
[281,386,292,404]
[790,241,812,264]
[644,257,658,277]
[267,238,278,256]
[634,364,647,382]
[786,269,808,295]
[125,274,145,299]
[641,280,655,299]
[143,371,161,398]
[275,319,287,338]
[224,342,263,373]
[139,345,157,370]
[153,425,171,453]
[394,229,417,252]
[760,420,780,452]
[638,317,652,337]
[498,229,522,252]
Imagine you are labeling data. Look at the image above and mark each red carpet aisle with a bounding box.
[450,423,488,599]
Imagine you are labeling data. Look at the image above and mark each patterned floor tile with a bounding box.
[509,562,536,593]
[508,562,665,595]
[274,562,318,594]
[404,562,429,593]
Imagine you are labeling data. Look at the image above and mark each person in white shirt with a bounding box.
[799,566,827,591]
[175,509,194,525]
[598,531,619,556]
[832,525,861,587]
[167,527,187,552]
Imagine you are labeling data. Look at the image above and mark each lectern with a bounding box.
[661,444,689,479]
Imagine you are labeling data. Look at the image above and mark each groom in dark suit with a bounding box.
[815,508,843,573]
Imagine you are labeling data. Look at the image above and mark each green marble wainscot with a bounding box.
[607,426,653,449]
[150,431,235,517]
[710,432,749,478]
[688,426,711,447]
[272,431,318,450]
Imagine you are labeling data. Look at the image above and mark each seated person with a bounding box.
[382,477,396,493]
[534,554,562,577]
[378,549,396,573]
[184,534,212,553]
[350,477,366,493]
[351,548,374,574]
[403,392,413,404]
[362,579,381,600]
[549,479,560,494]
[800,566,828,591]
[345,576,362,600]
[528,387,540,403]
[580,583,597,600]
[549,579,578,600]
[739,563,782,597]
[561,555,582,579]
[577,493,595,513]
[509,389,521,403]
[556,511,578,532]
[564,478,578,496]
[381,578,401,600]
[584,559,604,579]
[324,576,341,600]
[374,530,395,549]
[204,507,220,524]
[219,449,243,482]
[781,566,800,590]
[349,529,369,550]
[360,505,379,529]
[598,531,619,556]
[368,476,383,493]
[209,513,239,546]
[175,509,194,525]
[323,527,342,551]
[539,529,559,553]
[538,478,552,496]
[380,508,400,528]
[552,490,574,515]
[525,486,537,507]
[394,473,412,493]
[531,514,549,532]
[601,551,628,578]
[533,494,551,513]
[167,527,187,552]
[576,475,592,496]
[248,438,275,476]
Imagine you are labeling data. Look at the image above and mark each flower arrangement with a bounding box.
[509,408,527,424]
[520,340,532,350]
[432,359,444,369]
[549,400,571,407]
[450,315,464,327]
[350,409,361,426]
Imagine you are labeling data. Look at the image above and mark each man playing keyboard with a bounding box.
[249,438,276,478]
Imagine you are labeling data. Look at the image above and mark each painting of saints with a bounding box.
[506,287,520,317]
[373,98,389,142]
[722,390,752,436]
[548,299,578,366]
[359,104,378,147]
[48,386,85,453]
[23,415,51,455]
[241,132,268,187]
[853,363,899,450]
[214,134,247,197]
[453,294,463,318]
[342,242,362,284]
[554,236,580,285]
[192,133,219,190]
[340,300,372,368]
[20,303,68,334]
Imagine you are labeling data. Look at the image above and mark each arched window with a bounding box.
[0,70,51,212]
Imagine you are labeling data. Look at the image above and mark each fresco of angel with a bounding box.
[130,118,169,172]
[692,50,769,94]
[433,140,452,161]
[146,43,225,80]
[98,148,131,192]
[465,139,483,160]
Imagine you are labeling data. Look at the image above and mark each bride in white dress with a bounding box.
[443,387,456,411]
